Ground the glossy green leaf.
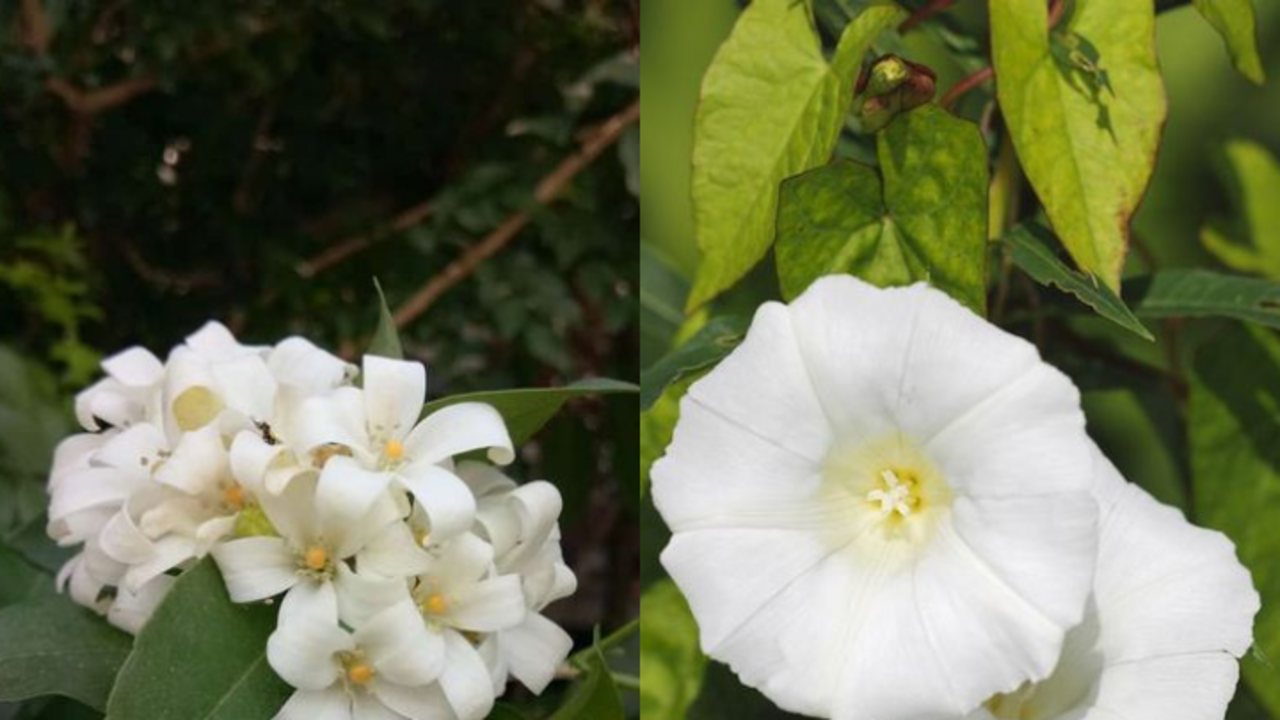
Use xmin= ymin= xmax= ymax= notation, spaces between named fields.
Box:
xmin=1192 ymin=0 xmax=1265 ymax=85
xmin=1201 ymin=140 xmax=1280 ymax=278
xmin=640 ymin=316 xmax=747 ymax=411
xmin=548 ymin=646 xmax=624 ymax=720
xmin=1131 ymin=269 xmax=1280 ymax=329
xmin=4 ymin=514 xmax=73 ymax=575
xmin=640 ymin=580 xmax=707 ymax=720
xmin=1188 ymin=325 xmax=1280 ymax=715
xmin=1006 ymin=224 xmax=1152 ymax=340
xmin=991 ymin=0 xmax=1166 ymax=292
xmin=0 ymin=542 xmax=51 ymax=607
xmin=486 ymin=704 xmax=526 ymax=720
xmin=366 ymin=278 xmax=404 ymax=360
xmin=688 ymin=0 xmax=905 ymax=309
xmin=423 ymin=379 xmax=639 ymax=446
xmin=776 ymin=105 xmax=988 ymax=313
xmin=0 ymin=596 xmax=132 ymax=710
xmin=106 ymin=558 xmax=290 ymax=720
xmin=641 ymin=245 xmax=691 ymax=367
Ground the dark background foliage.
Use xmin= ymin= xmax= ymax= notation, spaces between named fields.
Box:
xmin=0 ymin=1 xmax=639 ymax=717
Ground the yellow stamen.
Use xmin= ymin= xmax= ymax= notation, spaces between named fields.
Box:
xmin=346 ymin=663 xmax=375 ymax=685
xmin=304 ymin=546 xmax=328 ymax=571
xmin=384 ymin=439 xmax=405 ymax=461
xmin=422 ymin=592 xmax=448 ymax=615
xmin=224 ymin=485 xmax=245 ymax=509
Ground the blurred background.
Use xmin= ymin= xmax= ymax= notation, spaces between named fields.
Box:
xmin=1 ymin=1 xmax=639 ymax=716
xmin=641 ymin=0 xmax=1280 ymax=717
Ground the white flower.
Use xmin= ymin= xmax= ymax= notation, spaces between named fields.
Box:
xmin=462 ymin=462 xmax=577 ymax=694
xmin=652 ymin=277 xmax=1100 ymax=720
xmin=269 ymin=582 xmax=445 ymax=720
xmin=293 ymin=355 xmax=514 ymax=542
xmin=953 ymin=447 xmax=1260 ymax=720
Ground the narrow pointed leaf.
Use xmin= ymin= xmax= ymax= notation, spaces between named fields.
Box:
xmin=423 ymin=379 xmax=638 ymax=446
xmin=991 ymin=0 xmax=1166 ymax=291
xmin=688 ymin=0 xmax=904 ymax=309
xmin=548 ymin=645 xmax=624 ymax=720
xmin=1131 ymin=269 xmax=1280 ymax=329
xmin=1201 ymin=140 xmax=1280 ymax=278
xmin=366 ymin=278 xmax=404 ymax=359
xmin=1006 ymin=224 xmax=1152 ymax=340
xmin=640 ymin=316 xmax=747 ymax=411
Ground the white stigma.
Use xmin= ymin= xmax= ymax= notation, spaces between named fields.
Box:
xmin=867 ymin=468 xmax=915 ymax=518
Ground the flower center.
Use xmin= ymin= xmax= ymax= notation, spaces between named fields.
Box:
xmin=338 ymin=651 xmax=375 ymax=686
xmin=384 ymin=439 xmax=404 ymax=461
xmin=420 ymin=592 xmax=449 ymax=616
xmin=302 ymin=545 xmax=330 ymax=572
xmin=223 ymin=485 xmax=245 ymax=510
xmin=866 ymin=468 xmax=919 ymax=517
xmin=311 ymin=443 xmax=353 ymax=469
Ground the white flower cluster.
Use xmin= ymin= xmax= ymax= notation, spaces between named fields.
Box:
xmin=652 ymin=277 xmax=1261 ymax=720
xmin=47 ymin=322 xmax=577 ymax=720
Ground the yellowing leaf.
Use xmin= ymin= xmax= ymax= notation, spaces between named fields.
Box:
xmin=688 ymin=0 xmax=905 ymax=310
xmin=991 ymin=0 xmax=1166 ymax=292
xmin=1192 ymin=0 xmax=1266 ymax=85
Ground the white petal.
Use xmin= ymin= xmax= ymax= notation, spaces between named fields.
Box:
xmin=258 ymin=472 xmax=320 ymax=544
xmin=108 ymin=574 xmax=174 ymax=635
xmin=49 ymin=468 xmax=146 ymax=524
xmin=270 ymin=337 xmax=354 ymax=394
xmin=1091 ymin=449 xmax=1259 ymax=662
xmin=427 ymin=534 xmax=494 ymax=587
xmin=49 ymin=433 xmax=106 ymax=492
xmin=292 ymin=387 xmax=370 ymax=453
xmin=186 ymin=321 xmax=256 ymax=361
xmin=268 ymin=617 xmax=352 ymax=691
xmin=686 ymin=301 xmax=832 ymax=461
xmin=211 ymin=354 xmax=278 ymax=423
xmin=373 ymin=681 xmax=453 ymax=720
xmin=102 ymin=347 xmax=165 ymax=387
xmin=359 ymin=523 xmax=433 ymax=577
xmin=439 ymin=631 xmax=495 ymax=720
xmin=154 ymin=424 xmax=230 ymax=496
xmin=280 ymin=578 xmax=340 ymax=627
xmin=274 ymin=688 xmax=352 ymax=720
xmin=1088 ymin=653 xmax=1241 ymax=720
xmin=363 ymin=356 xmax=426 ymax=443
xmin=98 ymin=498 xmax=156 ymax=565
xmin=504 ymin=481 xmax=562 ymax=559
xmin=210 ymin=536 xmax=298 ymax=602
xmin=335 ymin=563 xmax=413 ymax=628
xmin=501 ymin=613 xmax=573 ymax=694
xmin=454 ymin=461 xmax=516 ymax=498
xmin=121 ymin=535 xmax=198 ymax=592
xmin=403 ymin=403 xmax=514 ymax=466
xmin=356 ymin=600 xmax=446 ymax=686
xmin=651 ymin=398 xmax=825 ymax=534
xmin=353 ymin=693 xmax=404 ymax=720
xmin=448 ymin=575 xmax=525 ymax=633
xmin=316 ymin=457 xmax=395 ymax=552
xmin=230 ymin=429 xmax=285 ymax=493
xmin=93 ymin=423 xmax=167 ymax=471
xmin=396 ymin=465 xmax=476 ymax=542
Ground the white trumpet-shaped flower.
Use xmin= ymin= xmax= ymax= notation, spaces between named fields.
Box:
xmin=948 ymin=447 xmax=1260 ymax=720
xmin=652 ymin=277 xmax=1100 ymax=720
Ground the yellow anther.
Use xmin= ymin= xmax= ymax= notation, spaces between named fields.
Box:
xmin=384 ymin=439 xmax=405 ymax=461
xmin=224 ymin=485 xmax=245 ymax=509
xmin=422 ymin=593 xmax=449 ymax=615
xmin=414 ymin=528 xmax=431 ymax=548
xmin=304 ymin=546 xmax=328 ymax=571
xmin=346 ymin=663 xmax=375 ymax=685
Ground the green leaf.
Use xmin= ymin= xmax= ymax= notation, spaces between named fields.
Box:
xmin=641 ymin=245 xmax=691 ymax=367
xmin=687 ymin=0 xmax=905 ymax=309
xmin=0 ymin=542 xmax=52 ymax=607
xmin=1200 ymin=140 xmax=1280 ymax=278
xmin=422 ymin=379 xmax=639 ymax=446
xmin=640 ymin=580 xmax=707 ymax=720
xmin=366 ymin=278 xmax=404 ymax=359
xmin=1130 ymin=269 xmax=1280 ymax=329
xmin=991 ymin=0 xmax=1166 ymax=292
xmin=640 ymin=316 xmax=747 ymax=411
xmin=1192 ymin=0 xmax=1265 ymax=85
xmin=1005 ymin=224 xmax=1152 ymax=340
xmin=486 ymin=704 xmax=526 ymax=720
xmin=106 ymin=558 xmax=290 ymax=720
xmin=549 ymin=646 xmax=625 ymax=720
xmin=775 ymin=105 xmax=989 ymax=313
xmin=0 ymin=596 xmax=132 ymax=710
xmin=1188 ymin=325 xmax=1280 ymax=715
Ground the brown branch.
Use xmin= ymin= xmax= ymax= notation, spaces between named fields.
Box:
xmin=940 ymin=65 xmax=994 ymax=109
xmin=296 ymin=198 xmax=437 ymax=278
xmin=899 ymin=0 xmax=958 ymax=33
xmin=46 ymin=76 xmax=159 ymax=116
xmin=391 ymin=99 xmax=640 ymax=329
xmin=1048 ymin=0 xmax=1068 ymax=28
xmin=21 ymin=0 xmax=52 ymax=55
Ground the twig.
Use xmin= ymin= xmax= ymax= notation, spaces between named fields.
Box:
xmin=295 ymin=198 xmax=437 ymax=278
xmin=1048 ymin=0 xmax=1068 ymax=28
xmin=940 ymin=66 xmax=994 ymax=109
xmin=899 ymin=0 xmax=958 ymax=32
xmin=390 ymin=99 xmax=640 ymax=329
xmin=46 ymin=76 xmax=159 ymax=116
xmin=611 ymin=673 xmax=641 ymax=692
